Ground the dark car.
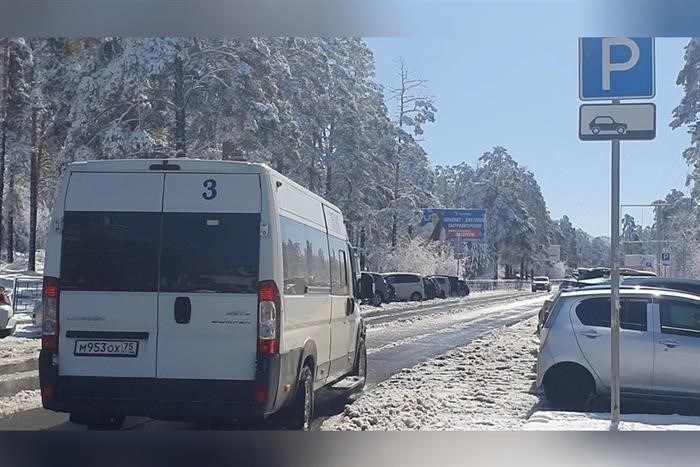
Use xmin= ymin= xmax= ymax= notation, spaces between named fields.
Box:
xmin=589 ymin=115 xmax=627 ymax=135
xmin=446 ymin=276 xmax=461 ymax=297
xmin=422 ymin=277 xmax=438 ymax=300
xmin=457 ymin=279 xmax=470 ymax=297
xmin=361 ymin=272 xmax=391 ymax=306
xmin=621 ymin=277 xmax=700 ymax=296
xmin=428 ymin=275 xmax=449 ymax=298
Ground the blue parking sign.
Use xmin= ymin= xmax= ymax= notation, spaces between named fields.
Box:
xmin=579 ymin=37 xmax=655 ymax=100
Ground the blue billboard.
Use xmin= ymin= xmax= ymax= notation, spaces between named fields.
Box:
xmin=419 ymin=209 xmax=486 ymax=241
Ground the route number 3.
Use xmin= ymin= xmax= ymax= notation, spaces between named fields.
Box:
xmin=202 ymin=179 xmax=217 ymax=200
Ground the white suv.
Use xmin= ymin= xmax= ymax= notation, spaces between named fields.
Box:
xmin=538 ymin=287 xmax=700 ymax=409
xmin=382 ymin=273 xmax=426 ymax=301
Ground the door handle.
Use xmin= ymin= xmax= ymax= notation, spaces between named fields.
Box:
xmin=659 ymin=339 xmax=680 ymax=348
xmin=579 ymin=330 xmax=600 ymax=338
xmin=174 ymin=297 xmax=192 ymax=324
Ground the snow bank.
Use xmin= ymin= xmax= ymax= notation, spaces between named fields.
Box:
xmin=360 ymin=297 xmax=460 ymax=314
xmin=359 ymin=289 xmax=524 ymax=315
xmin=322 ymin=317 xmax=542 ymax=430
xmin=524 ymin=411 xmax=700 ymax=431
xmin=0 ymin=334 xmax=41 ymax=360
xmin=0 ymin=390 xmax=42 ymax=417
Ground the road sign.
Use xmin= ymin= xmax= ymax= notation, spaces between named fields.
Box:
xmin=579 ymin=37 xmax=655 ymax=100
xmin=579 ymin=103 xmax=655 ymax=141
xmin=661 ymin=251 xmax=671 ymax=266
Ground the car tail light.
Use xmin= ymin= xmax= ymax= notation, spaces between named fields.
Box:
xmin=257 ymin=280 xmax=280 ymax=355
xmin=42 ymin=276 xmax=60 ymax=352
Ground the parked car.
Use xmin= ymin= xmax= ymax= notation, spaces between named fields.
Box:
xmin=359 ymin=272 xmax=390 ymax=307
xmin=532 ymin=276 xmax=551 ymax=292
xmin=457 ymin=279 xmax=470 ymax=297
xmin=429 ymin=277 xmax=445 ymax=299
xmin=446 ymin=276 xmax=461 ymax=297
xmin=386 ymin=282 xmax=396 ymax=302
xmin=538 ymin=286 xmax=700 ymax=409
xmin=0 ymin=287 xmax=15 ymax=338
xmin=422 ymin=277 xmax=438 ymax=300
xmin=538 ymin=277 xmax=700 ymax=333
xmin=383 ymin=273 xmax=426 ymax=301
xmin=428 ymin=275 xmax=449 ymax=298
xmin=621 ymin=277 xmax=700 ymax=296
xmin=370 ymin=273 xmax=390 ymax=306
xmin=359 ymin=272 xmax=377 ymax=306
xmin=39 ymin=158 xmax=366 ymax=431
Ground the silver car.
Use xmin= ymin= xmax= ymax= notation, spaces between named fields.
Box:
xmin=537 ymin=287 xmax=700 ymax=409
xmin=0 ymin=290 xmax=16 ymax=338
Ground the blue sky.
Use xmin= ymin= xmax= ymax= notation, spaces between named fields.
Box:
xmin=364 ymin=34 xmax=691 ymax=237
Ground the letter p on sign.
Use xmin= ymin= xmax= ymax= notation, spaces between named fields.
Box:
xmin=601 ymin=37 xmax=640 ymax=91
xmin=579 ymin=37 xmax=654 ymax=100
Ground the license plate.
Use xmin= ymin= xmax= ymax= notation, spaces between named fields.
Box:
xmin=74 ymin=340 xmax=139 ymax=357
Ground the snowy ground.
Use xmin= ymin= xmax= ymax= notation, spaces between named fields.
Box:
xmin=525 ymin=411 xmax=700 ymax=431
xmin=324 ymin=308 xmax=700 ymax=431
xmin=360 ymin=297 xmax=459 ymax=314
xmin=0 ymin=390 xmax=42 ymax=417
xmin=0 ymin=332 xmax=41 ymax=361
xmin=322 ymin=316 xmax=543 ymax=430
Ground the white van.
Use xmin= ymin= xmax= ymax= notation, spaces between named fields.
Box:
xmin=39 ymin=159 xmax=366 ymax=430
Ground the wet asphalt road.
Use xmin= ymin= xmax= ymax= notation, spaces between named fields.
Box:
xmin=0 ymin=291 xmax=546 ymax=431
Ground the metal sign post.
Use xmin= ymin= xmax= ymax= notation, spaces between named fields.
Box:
xmin=610 ymin=102 xmax=621 ymax=428
xmin=579 ymin=37 xmax=655 ymax=430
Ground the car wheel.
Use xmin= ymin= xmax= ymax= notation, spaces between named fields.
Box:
xmin=86 ymin=414 xmax=125 ymax=431
xmin=616 ymin=126 xmax=625 ymax=134
xmin=410 ymin=292 xmax=422 ymax=302
xmin=371 ymin=292 xmax=383 ymax=307
xmin=591 ymin=127 xmax=600 ymax=134
xmin=287 ymin=365 xmax=314 ymax=431
xmin=544 ymin=364 xmax=595 ymax=410
xmin=0 ymin=328 xmax=13 ymax=338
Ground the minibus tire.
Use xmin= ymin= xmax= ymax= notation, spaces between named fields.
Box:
xmin=286 ymin=365 xmax=314 ymax=431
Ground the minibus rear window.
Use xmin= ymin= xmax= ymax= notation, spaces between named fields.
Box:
xmin=61 ymin=211 xmax=260 ymax=294
xmin=61 ymin=211 xmax=161 ymax=292
xmin=160 ymin=213 xmax=260 ymax=294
